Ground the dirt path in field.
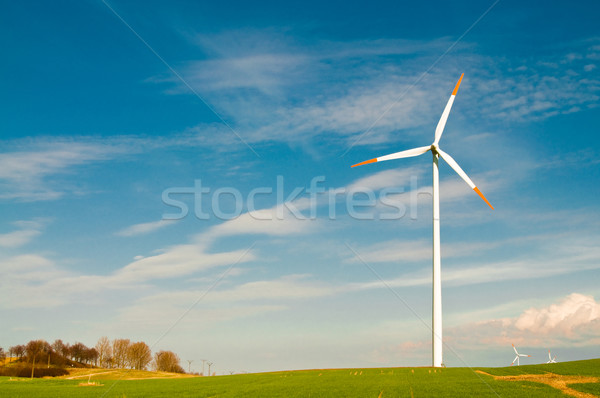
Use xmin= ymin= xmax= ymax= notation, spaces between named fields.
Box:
xmin=64 ymin=369 xmax=197 ymax=380
xmin=475 ymin=370 xmax=598 ymax=398
xmin=65 ymin=370 xmax=118 ymax=379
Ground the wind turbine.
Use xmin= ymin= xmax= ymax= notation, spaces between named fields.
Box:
xmin=511 ymin=344 xmax=531 ymax=366
xmin=547 ymin=350 xmax=557 ymax=364
xmin=351 ymin=74 xmax=494 ymax=367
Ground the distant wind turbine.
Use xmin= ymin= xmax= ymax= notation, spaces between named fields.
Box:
xmin=511 ymin=344 xmax=531 ymax=366
xmin=547 ymin=350 xmax=557 ymax=364
xmin=352 ymin=74 xmax=494 ymax=367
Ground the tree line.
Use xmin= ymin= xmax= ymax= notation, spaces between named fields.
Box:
xmin=0 ymin=337 xmax=185 ymax=375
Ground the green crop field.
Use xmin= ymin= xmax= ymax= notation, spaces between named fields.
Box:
xmin=1 ymin=359 xmax=598 ymax=397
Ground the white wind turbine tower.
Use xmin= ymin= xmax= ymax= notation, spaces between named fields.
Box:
xmin=352 ymin=74 xmax=494 ymax=367
xmin=511 ymin=344 xmax=531 ymax=366
xmin=547 ymin=350 xmax=557 ymax=364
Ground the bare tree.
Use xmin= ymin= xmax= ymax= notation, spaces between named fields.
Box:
xmin=69 ymin=342 xmax=89 ymax=364
xmin=85 ymin=347 xmax=98 ymax=365
xmin=95 ymin=337 xmax=112 ymax=368
xmin=44 ymin=344 xmax=53 ymax=368
xmin=127 ymin=342 xmax=152 ymax=370
xmin=0 ymin=347 xmax=5 ymax=367
xmin=51 ymin=339 xmax=70 ymax=359
xmin=26 ymin=340 xmax=47 ymax=378
xmin=112 ymin=339 xmax=130 ymax=368
xmin=10 ymin=345 xmax=25 ymax=360
xmin=154 ymin=350 xmax=184 ymax=373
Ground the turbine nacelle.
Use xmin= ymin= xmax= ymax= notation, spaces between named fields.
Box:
xmin=351 ymin=74 xmax=494 ymax=210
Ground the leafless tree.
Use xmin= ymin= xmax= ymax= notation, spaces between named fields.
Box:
xmin=52 ymin=339 xmax=70 ymax=359
xmin=10 ymin=345 xmax=25 ymax=360
xmin=44 ymin=344 xmax=53 ymax=368
xmin=112 ymin=338 xmax=130 ymax=368
xmin=84 ymin=347 xmax=98 ymax=365
xmin=95 ymin=337 xmax=112 ymax=368
xmin=69 ymin=342 xmax=89 ymax=363
xmin=127 ymin=341 xmax=152 ymax=370
xmin=0 ymin=347 xmax=6 ymax=367
xmin=154 ymin=350 xmax=184 ymax=373
xmin=26 ymin=340 xmax=47 ymax=378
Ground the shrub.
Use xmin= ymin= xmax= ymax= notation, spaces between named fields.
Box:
xmin=0 ymin=366 xmax=69 ymax=378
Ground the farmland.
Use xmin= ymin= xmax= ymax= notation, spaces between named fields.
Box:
xmin=0 ymin=359 xmax=598 ymax=397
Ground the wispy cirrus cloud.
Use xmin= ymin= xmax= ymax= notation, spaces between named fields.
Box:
xmin=115 ymin=219 xmax=176 ymax=237
xmin=0 ymin=133 xmax=249 ymax=202
xmin=0 ymin=220 xmax=46 ymax=248
xmin=347 ymin=230 xmax=600 ymax=291
xmin=0 ymin=189 xmax=320 ymax=308
xmin=346 ymin=239 xmax=500 ymax=264
xmin=163 ymin=31 xmax=600 ymax=151
xmin=0 ymin=139 xmax=135 ymax=201
xmin=114 ymin=274 xmax=337 ymax=330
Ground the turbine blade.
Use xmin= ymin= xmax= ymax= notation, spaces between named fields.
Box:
xmin=513 ymin=344 xmax=518 ymax=355
xmin=436 ymin=148 xmax=494 ymax=209
xmin=351 ymin=158 xmax=378 ymax=168
xmin=351 ymin=146 xmax=430 ymax=168
xmin=434 ymin=74 xmax=463 ymax=145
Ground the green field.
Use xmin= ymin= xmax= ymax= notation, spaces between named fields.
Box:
xmin=1 ymin=359 xmax=598 ymax=397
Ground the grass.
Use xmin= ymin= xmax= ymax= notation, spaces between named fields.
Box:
xmin=478 ymin=358 xmax=600 ymax=377
xmin=0 ymin=359 xmax=598 ymax=397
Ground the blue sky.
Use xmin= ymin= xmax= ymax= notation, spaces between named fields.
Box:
xmin=1 ymin=0 xmax=600 ymax=374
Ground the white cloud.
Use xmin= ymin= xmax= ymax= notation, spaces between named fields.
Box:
xmin=0 ymin=220 xmax=44 ymax=248
xmin=209 ymin=203 xmax=316 ymax=239
xmin=0 ymin=143 xmax=109 ymax=181
xmin=0 ymin=254 xmax=71 ymax=308
xmin=371 ymin=293 xmax=600 ymax=366
xmin=135 ymin=274 xmax=334 ymax=307
xmin=0 ymin=135 xmax=244 ymax=202
xmin=115 ymin=219 xmax=176 ymax=237
xmin=445 ymin=293 xmax=600 ymax=349
xmin=0 ymin=139 xmax=135 ymax=201
xmin=347 ymin=239 xmax=500 ymax=265
xmin=114 ymin=242 xmax=255 ymax=282
xmin=347 ymin=230 xmax=600 ymax=291
xmin=347 ymin=168 xmax=423 ymax=192
xmin=113 ymin=274 xmax=337 ymax=330
xmin=184 ymin=53 xmax=310 ymax=95
xmin=514 ymin=293 xmax=600 ymax=338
